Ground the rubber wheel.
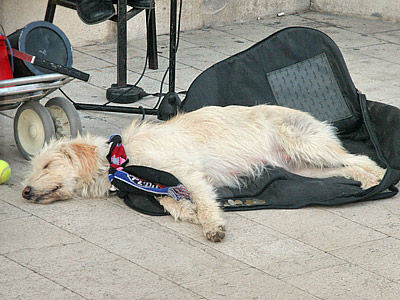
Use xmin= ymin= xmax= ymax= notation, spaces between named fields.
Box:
xmin=14 ymin=101 xmax=56 ymax=160
xmin=45 ymin=97 xmax=82 ymax=139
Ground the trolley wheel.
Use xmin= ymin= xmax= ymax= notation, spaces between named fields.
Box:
xmin=45 ymin=97 xmax=82 ymax=139
xmin=14 ymin=101 xmax=56 ymax=160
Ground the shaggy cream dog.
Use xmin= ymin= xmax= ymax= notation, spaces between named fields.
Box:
xmin=22 ymin=105 xmax=385 ymax=242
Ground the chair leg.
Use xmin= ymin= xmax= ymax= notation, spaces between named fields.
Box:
xmin=116 ymin=0 xmax=127 ymax=87
xmin=45 ymin=0 xmax=57 ymax=22
xmin=146 ymin=8 xmax=158 ymax=70
xmin=106 ymin=0 xmax=146 ymax=103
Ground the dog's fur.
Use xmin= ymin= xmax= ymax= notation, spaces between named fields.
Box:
xmin=23 ymin=105 xmax=386 ymax=242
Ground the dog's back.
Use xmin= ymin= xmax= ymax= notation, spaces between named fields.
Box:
xmin=122 ymin=104 xmax=338 ymax=187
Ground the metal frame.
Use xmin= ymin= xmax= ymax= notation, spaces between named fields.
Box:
xmin=44 ymin=0 xmax=179 ymax=118
xmin=0 ymin=74 xmax=72 ymax=105
xmin=44 ymin=0 xmax=158 ymax=93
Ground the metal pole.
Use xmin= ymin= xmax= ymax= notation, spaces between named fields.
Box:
xmin=117 ymin=0 xmax=128 ymax=87
xmin=74 ymin=103 xmax=158 ymax=115
xmin=168 ymin=0 xmax=177 ymax=93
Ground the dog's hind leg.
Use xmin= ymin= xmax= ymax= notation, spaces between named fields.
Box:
xmin=295 ymin=162 xmax=383 ymax=189
xmin=290 ymin=145 xmax=385 ymax=189
xmin=158 ymin=196 xmax=200 ymax=224
xmin=278 ymin=119 xmax=385 ymax=189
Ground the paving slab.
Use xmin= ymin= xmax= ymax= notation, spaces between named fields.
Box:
xmin=0 ymin=256 xmax=85 ymax=300
xmin=6 ymin=242 xmax=203 ymax=300
xmin=237 ymin=207 xmax=387 ymax=252
xmin=370 ymin=29 xmax=400 ymax=44
xmin=153 ymin=211 xmax=347 ymax=279
xmin=174 ymin=45 xmax=229 ymax=71
xmin=301 ymin=12 xmax=400 ymax=34
xmin=72 ymin=50 xmax=115 ymax=71
xmin=325 ymin=198 xmax=400 ymax=239
xmin=357 ymin=43 xmax=400 ymax=64
xmin=330 ymin=237 xmax=400 ymax=283
xmin=0 ymin=198 xmax=30 ymax=222
xmin=0 ymin=216 xmax=82 ymax=255
xmin=82 ymin=218 xmax=248 ymax=286
xmin=183 ymin=268 xmax=320 ymax=300
xmin=179 ymin=28 xmax=254 ymax=56
xmin=216 ymin=22 xmax=278 ymax=43
xmin=4 ymin=196 xmax=143 ymax=236
xmin=284 ymin=263 xmax=400 ymax=300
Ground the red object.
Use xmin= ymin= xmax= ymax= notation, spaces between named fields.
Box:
xmin=110 ymin=143 xmax=128 ymax=170
xmin=7 ymin=47 xmax=35 ymax=64
xmin=0 ymin=35 xmax=13 ymax=83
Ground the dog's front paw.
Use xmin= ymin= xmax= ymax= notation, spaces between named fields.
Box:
xmin=204 ymin=225 xmax=226 ymax=242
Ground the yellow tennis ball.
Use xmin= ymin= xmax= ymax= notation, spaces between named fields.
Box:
xmin=0 ymin=160 xmax=11 ymax=184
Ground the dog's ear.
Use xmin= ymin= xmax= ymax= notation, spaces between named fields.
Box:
xmin=70 ymin=143 xmax=98 ymax=178
xmin=60 ymin=144 xmax=74 ymax=162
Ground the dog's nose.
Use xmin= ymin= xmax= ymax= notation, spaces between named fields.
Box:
xmin=22 ymin=186 xmax=32 ymax=200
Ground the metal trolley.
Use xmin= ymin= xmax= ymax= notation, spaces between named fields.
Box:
xmin=0 ymin=74 xmax=82 ymax=159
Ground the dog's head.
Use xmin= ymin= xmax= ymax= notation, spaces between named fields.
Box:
xmin=22 ymin=136 xmax=101 ymax=204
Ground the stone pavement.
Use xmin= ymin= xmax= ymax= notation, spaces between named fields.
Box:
xmin=1 ymin=12 xmax=400 ymax=299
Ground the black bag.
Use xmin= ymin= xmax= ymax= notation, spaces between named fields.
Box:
xmin=111 ymin=165 xmax=192 ymax=216
xmin=179 ymin=26 xmax=400 ymax=210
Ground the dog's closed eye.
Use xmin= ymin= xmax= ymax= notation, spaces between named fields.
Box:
xmin=43 ymin=161 xmax=52 ymax=169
